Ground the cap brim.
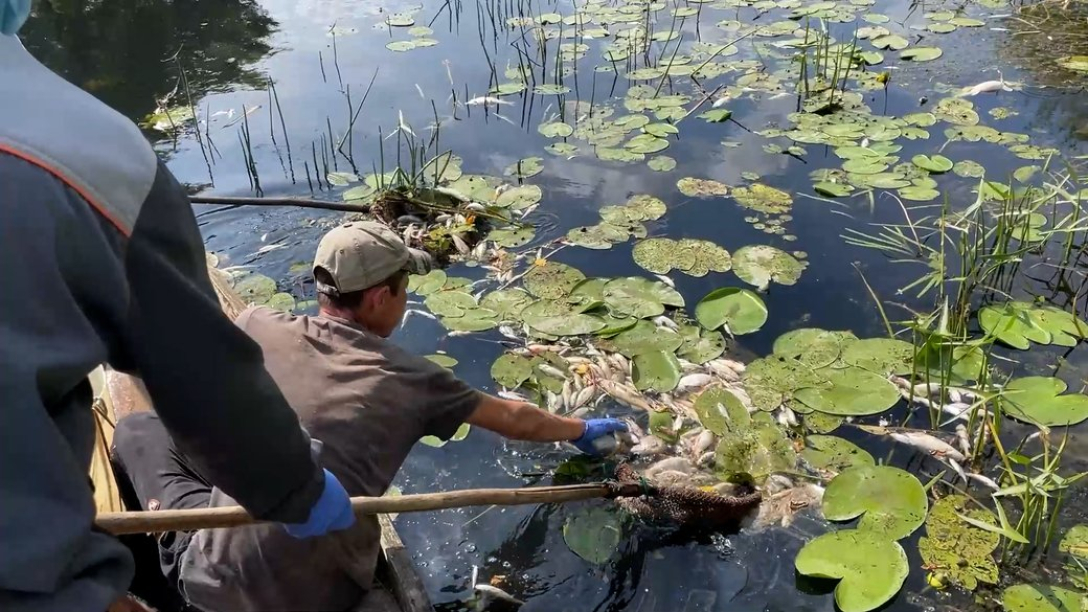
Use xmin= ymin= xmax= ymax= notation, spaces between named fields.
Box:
xmin=404 ymin=249 xmax=434 ymax=275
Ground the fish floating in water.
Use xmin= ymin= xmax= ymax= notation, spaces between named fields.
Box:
xmin=466 ymin=96 xmax=513 ymax=107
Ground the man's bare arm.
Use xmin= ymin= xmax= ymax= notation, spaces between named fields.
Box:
xmin=466 ymin=394 xmax=586 ymax=442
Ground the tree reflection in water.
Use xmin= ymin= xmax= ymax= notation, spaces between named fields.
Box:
xmin=20 ymin=0 xmax=277 ymax=123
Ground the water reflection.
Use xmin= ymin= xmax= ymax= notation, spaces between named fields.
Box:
xmin=21 ymin=0 xmax=278 ymax=122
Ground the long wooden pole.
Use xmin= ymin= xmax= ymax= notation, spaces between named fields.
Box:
xmin=95 ymin=482 xmax=647 ymax=535
xmin=190 ymin=195 xmax=371 ymax=213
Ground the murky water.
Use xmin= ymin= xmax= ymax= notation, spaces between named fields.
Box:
xmin=22 ymin=0 xmax=1088 ymax=609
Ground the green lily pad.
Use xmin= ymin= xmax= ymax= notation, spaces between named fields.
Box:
xmin=1003 ymin=376 xmax=1088 ymax=427
xmin=805 ymin=412 xmax=845 ymax=433
xmin=918 ymin=494 xmax=999 ymax=591
xmin=801 ymin=435 xmax=875 ymax=473
xmin=625 ymin=194 xmax=668 ymax=220
xmin=566 ymin=223 xmax=631 ymax=250
xmin=715 ymin=412 xmax=797 ymax=477
xmin=1002 ymin=584 xmax=1083 ymax=612
xmin=698 ymin=109 xmax=733 ymax=123
xmin=419 ymin=423 xmax=471 ymax=448
xmin=1060 ymin=525 xmax=1088 ymax=584
xmin=539 ymin=122 xmax=574 ymax=138
xmin=898 ymin=185 xmax=941 ymax=201
xmin=234 ymin=273 xmax=277 ymax=304
xmin=525 ymin=312 xmax=607 ymax=336
xmin=386 ymin=40 xmax=418 ymax=52
xmin=912 ymin=154 xmax=953 ymax=173
xmin=342 ymin=184 xmax=377 ymax=202
xmin=440 ymin=313 xmax=498 ymax=332
xmin=795 ymin=530 xmax=909 ymax=612
xmin=602 ymin=277 xmax=684 ymax=319
xmin=534 ymin=84 xmax=571 ymax=95
xmin=744 ymin=354 xmax=830 ymax=412
xmin=264 ymin=292 xmax=296 ymax=312
xmin=678 ymin=177 xmax=730 ymax=197
xmin=606 ymin=320 xmax=684 ymax=357
xmin=504 ymin=156 xmax=544 ymax=178
xmin=732 ymin=245 xmax=806 ymax=290
xmin=632 ymin=350 xmax=683 ymax=392
xmin=692 ymin=387 xmax=750 ymax=436
xmin=814 ymin=182 xmax=854 ymax=197
xmin=794 ymin=367 xmax=901 ymax=416
xmin=426 ymin=354 xmax=458 ymax=368
xmin=871 ymin=34 xmax=909 ymax=50
xmin=631 ymin=238 xmax=731 ymax=277
xmin=822 ymin=465 xmax=928 ymax=540
xmin=841 ymin=338 xmax=915 ymax=375
xmin=695 ymin=287 xmax=768 ymax=335
xmin=546 ymin=142 xmax=579 ymax=156
xmin=626 ymin=134 xmax=670 ymax=154
xmin=732 ymin=183 xmax=793 ymax=214
xmin=773 ymin=328 xmax=848 ymax=369
xmin=900 ymin=46 xmax=943 ymax=62
xmin=523 ymin=262 xmax=586 ymax=298
xmin=954 ymin=160 xmax=986 ymax=178
xmin=491 ymin=82 xmax=528 ymax=96
xmin=487 ymin=227 xmax=536 ymax=248
xmin=326 ymin=171 xmax=359 ymax=186
xmin=424 ymin=291 xmax=477 ymax=317
xmin=647 ymin=155 xmax=676 ymax=172
xmin=480 ymin=289 xmax=532 ymax=320
xmin=979 ymin=302 xmax=1052 ymax=349
xmin=563 ymin=506 xmax=623 ymax=564
xmin=678 ymin=325 xmax=726 ymax=364
xmin=409 ymin=269 xmax=446 ymax=296
xmin=935 ymin=97 xmax=980 ymax=126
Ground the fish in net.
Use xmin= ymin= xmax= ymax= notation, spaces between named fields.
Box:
xmin=611 ymin=462 xmax=762 ymax=527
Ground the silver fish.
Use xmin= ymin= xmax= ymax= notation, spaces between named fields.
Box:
xmin=537 ymin=364 xmax=568 ymax=380
xmin=466 ymin=96 xmax=512 ymax=106
xmin=571 ymin=385 xmax=597 ymax=410
xmin=597 ymin=379 xmax=654 ymax=412
xmin=968 ymin=472 xmax=1000 ymax=490
xmin=676 ymin=373 xmax=714 ymax=393
xmin=693 ymin=429 xmax=716 ymax=456
xmin=397 ymin=214 xmax=425 ymax=225
xmin=653 ymin=274 xmax=675 ymax=288
xmin=498 ymin=390 xmax=529 ymax=402
xmin=465 ymin=202 xmax=487 ymax=212
xmin=955 ymin=424 xmax=971 ymax=457
xmin=652 ymin=316 xmax=679 ymax=331
xmin=631 ymin=435 xmax=668 ymax=457
xmin=889 ymin=431 xmax=967 ymax=462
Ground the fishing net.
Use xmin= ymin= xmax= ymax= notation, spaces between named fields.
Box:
xmin=609 ymin=463 xmax=762 ymax=527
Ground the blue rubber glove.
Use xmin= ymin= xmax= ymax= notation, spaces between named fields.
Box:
xmin=571 ymin=418 xmax=628 ymax=456
xmin=282 ymin=469 xmax=355 ymax=538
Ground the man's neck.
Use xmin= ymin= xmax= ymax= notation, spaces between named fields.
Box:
xmin=318 ymin=306 xmax=382 ymax=336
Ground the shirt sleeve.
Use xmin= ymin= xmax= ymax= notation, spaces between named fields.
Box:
xmin=398 ymin=355 xmax=481 ymax=440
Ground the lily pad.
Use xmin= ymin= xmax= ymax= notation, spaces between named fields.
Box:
xmin=602 ymin=277 xmax=684 ymax=319
xmin=912 ymin=154 xmax=953 ymax=173
xmin=773 ymin=328 xmax=848 ymax=369
xmin=419 ymin=423 xmax=470 ymax=448
xmin=732 ymin=245 xmax=806 ymax=290
xmin=715 ymin=412 xmax=797 ymax=477
xmin=424 ymin=291 xmax=477 ymax=317
xmin=487 ymin=227 xmax=536 ymax=248
xmin=563 ymin=506 xmax=623 ymax=564
xmin=802 ymin=435 xmax=875 ymax=473
xmin=692 ymin=387 xmax=750 ymax=436
xmin=265 ymin=292 xmax=296 ymax=312
xmin=1002 ymin=584 xmax=1082 ymax=612
xmin=871 ymin=34 xmax=909 ymax=50
xmin=539 ymin=122 xmax=574 ymax=138
xmin=1056 ymin=56 xmax=1088 ymax=73
xmin=633 ymin=350 xmax=683 ymax=392
xmin=625 ymin=194 xmax=668 ymax=220
xmin=626 ymin=134 xmax=670 ymax=154
xmin=822 ymin=464 xmax=928 ymax=540
xmin=918 ymin=494 xmax=999 ymax=591
xmin=698 ymin=109 xmax=733 ymax=123
xmin=480 ymin=289 xmax=532 ymax=320
xmin=525 ymin=312 xmax=607 ymax=336
xmin=695 ymin=287 xmax=768 ymax=335
xmin=491 ymin=82 xmax=527 ymax=96
xmin=632 ymin=238 xmax=731 ymax=277
xmin=234 ymin=273 xmax=277 ymax=303
xmin=647 ymin=155 xmax=677 ymax=172
xmin=523 ymin=261 xmax=586 ymax=298
xmin=900 ymin=46 xmax=943 ymax=62
xmin=979 ymin=302 xmax=1052 ymax=349
xmin=795 ymin=530 xmax=909 ymax=612
xmin=504 ymin=156 xmax=544 ymax=178
xmin=732 ymin=183 xmax=793 ymax=214
xmin=606 ymin=320 xmax=683 ymax=357
xmin=794 ymin=367 xmax=901 ymax=416
xmin=678 ymin=177 xmax=730 ymax=197
xmin=1003 ymin=376 xmax=1088 ymax=427
xmin=426 ymin=354 xmax=458 ymax=368
xmin=678 ymin=325 xmax=726 ymax=364
xmin=440 ymin=313 xmax=497 ymax=332
xmin=841 ymin=338 xmax=915 ymax=375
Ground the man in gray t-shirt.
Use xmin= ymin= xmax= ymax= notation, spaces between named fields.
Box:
xmin=112 ymin=221 xmax=626 ymax=612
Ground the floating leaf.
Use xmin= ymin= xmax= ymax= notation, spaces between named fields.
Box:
xmin=487 ymin=227 xmax=535 ymax=248
xmin=732 ymin=183 xmax=793 ymax=214
xmin=647 ymin=155 xmax=676 ymax=172
xmin=265 ymin=292 xmax=296 ymax=312
xmin=480 ymin=289 xmax=532 ymax=320
xmin=1002 ymin=584 xmax=1082 ymax=612
xmin=773 ymin=328 xmax=852 ymax=369
xmin=538 ymin=122 xmax=574 ymax=138
xmin=533 ymin=84 xmax=571 ymax=95
xmin=801 ymin=435 xmax=875 ymax=473
xmin=901 ymin=46 xmax=943 ymax=61
xmin=625 ymin=134 xmax=670 ymax=154
xmin=693 ymin=387 xmax=750 ymax=435
xmin=695 ymin=287 xmax=768 ymax=335
xmin=546 ymin=142 xmax=579 ymax=156
xmin=732 ymin=245 xmax=806 ymax=290
xmin=523 ymin=261 xmax=586 ymax=298
xmin=794 ymin=367 xmax=901 ymax=416
xmin=678 ymin=325 xmax=726 ymax=364
xmin=795 ymin=530 xmax=909 ymax=612
xmin=822 ymin=465 xmax=928 ymax=540
xmin=898 ymin=185 xmax=940 ymax=201
xmin=714 ymin=411 xmax=797 ymax=477
xmin=871 ymin=34 xmax=908 ymax=50
xmin=424 ymin=291 xmax=477 ymax=318
xmin=841 ymin=338 xmax=915 ymax=375
xmin=912 ymin=154 xmax=953 ymax=173
xmin=496 ymin=184 xmax=543 ymax=209
xmin=979 ymin=302 xmax=1052 ymax=349
xmin=954 ymin=160 xmax=986 ymax=178
xmin=234 ymin=273 xmax=277 ymax=304
xmin=491 ymin=82 xmax=527 ymax=96
xmin=1003 ymin=376 xmax=1088 ymax=427
xmin=386 ymin=40 xmax=418 ymax=52
xmin=678 ymin=177 xmax=730 ymax=197
xmin=440 ymin=313 xmax=497 ymax=332
xmin=504 ymin=156 xmax=544 ymax=178
xmin=326 ymin=171 xmax=359 ymax=186
xmin=631 ymin=238 xmax=730 ymax=277
xmin=699 ymin=109 xmax=733 ymax=123
xmin=815 ymin=182 xmax=854 ymax=197
xmin=1056 ymin=56 xmax=1088 ymax=73
xmin=426 ymin=354 xmax=458 ymax=368
xmin=563 ymin=506 xmax=623 ymax=564
xmin=918 ymin=494 xmax=999 ymax=591
xmin=491 ymin=353 xmax=535 ymax=388
xmin=419 ymin=423 xmax=470 ymax=448
xmin=525 ymin=312 xmax=607 ymax=336
xmin=602 ymin=277 xmax=684 ymax=319
xmin=633 ymin=350 xmax=683 ymax=392
xmin=606 ymin=320 xmax=683 ymax=357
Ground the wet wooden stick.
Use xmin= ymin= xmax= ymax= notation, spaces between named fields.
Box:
xmin=95 ymin=482 xmax=647 ymax=535
xmin=190 ymin=195 xmax=371 ymax=213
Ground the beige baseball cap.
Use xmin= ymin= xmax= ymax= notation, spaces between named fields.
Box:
xmin=313 ymin=221 xmax=433 ymax=295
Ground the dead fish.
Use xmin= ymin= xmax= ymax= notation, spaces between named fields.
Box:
xmin=466 ymin=96 xmax=512 ymax=106
xmin=968 ymin=472 xmax=1000 ymax=490
xmin=955 ymin=424 xmax=971 ymax=457
xmin=959 ymin=76 xmax=1013 ymax=97
xmin=776 ymin=406 xmax=798 ymax=428
xmin=763 ymin=474 xmax=795 ymax=495
xmin=889 ymin=431 xmax=967 ymax=462
xmin=676 ymin=373 xmax=714 ymax=393
xmin=944 ymin=457 xmax=968 ymax=484
xmin=498 ymin=390 xmax=529 ymax=402
xmin=465 ymin=202 xmax=487 ymax=212
xmin=692 ymin=429 xmax=716 ymax=456
xmin=644 ymin=456 xmax=697 ymax=478
xmin=435 ymin=214 xmax=453 ymax=223
xmin=498 ymin=325 xmax=519 ymax=340
xmin=653 ymin=274 xmax=675 ymax=288
xmin=676 ymin=359 xmax=702 ymax=374
xmin=401 ymin=308 xmax=437 ymax=328
xmin=711 ymin=95 xmax=731 ymax=108
xmin=544 ymin=390 xmax=561 ymax=413
xmin=750 ymin=483 xmax=824 ymax=529
xmin=473 ymin=584 xmax=524 ymax=611
xmin=631 ymin=435 xmax=668 ymax=457
xmin=696 ymin=451 xmax=716 ymax=467
xmin=536 ymin=364 xmax=568 ymax=380
xmin=652 ymin=316 xmax=679 ymax=331
xmin=561 ymin=380 xmax=574 ymax=409
xmin=396 ymin=214 xmax=425 ymax=225
xmin=598 ymin=379 xmax=654 ymax=412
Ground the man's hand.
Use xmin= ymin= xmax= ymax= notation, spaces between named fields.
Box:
xmin=571 ymin=419 xmax=628 ymax=456
xmin=282 ymin=469 xmax=354 ymax=538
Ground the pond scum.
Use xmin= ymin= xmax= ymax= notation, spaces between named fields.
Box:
xmin=155 ymin=0 xmax=1088 ymax=609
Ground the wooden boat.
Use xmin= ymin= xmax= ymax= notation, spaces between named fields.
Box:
xmin=89 ymin=263 xmax=432 ymax=612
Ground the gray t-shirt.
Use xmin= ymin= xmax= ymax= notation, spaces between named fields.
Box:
xmin=179 ymin=307 xmax=481 ymax=612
